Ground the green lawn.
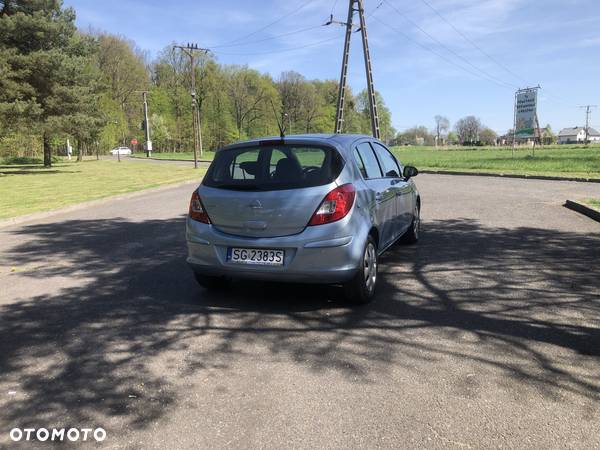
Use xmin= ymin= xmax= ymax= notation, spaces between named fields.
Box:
xmin=0 ymin=159 xmax=206 ymax=220
xmin=583 ymin=199 xmax=600 ymax=211
xmin=392 ymin=145 xmax=600 ymax=179
xmin=132 ymin=151 xmax=215 ymax=161
xmin=135 ymin=145 xmax=600 ymax=179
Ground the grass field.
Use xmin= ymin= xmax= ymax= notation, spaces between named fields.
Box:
xmin=583 ymin=199 xmax=600 ymax=211
xmin=135 ymin=144 xmax=600 ymax=179
xmin=0 ymin=159 xmax=205 ymax=220
xmin=132 ymin=152 xmax=215 ymax=161
xmin=392 ymin=145 xmax=600 ymax=179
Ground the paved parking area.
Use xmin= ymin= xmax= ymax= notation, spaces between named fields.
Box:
xmin=0 ymin=174 xmax=599 ymax=448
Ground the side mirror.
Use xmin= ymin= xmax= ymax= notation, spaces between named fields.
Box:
xmin=403 ymin=165 xmax=418 ymax=179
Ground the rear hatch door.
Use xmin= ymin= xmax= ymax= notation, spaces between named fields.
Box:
xmin=199 ymin=142 xmax=344 ymax=238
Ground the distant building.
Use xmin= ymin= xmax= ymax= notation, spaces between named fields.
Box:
xmin=557 ymin=127 xmax=600 ymax=144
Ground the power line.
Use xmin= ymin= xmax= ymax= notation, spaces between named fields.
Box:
xmin=330 ymin=0 xmax=339 ymax=15
xmin=416 ymin=0 xmax=576 ymax=107
xmin=211 ymin=35 xmax=341 ymax=56
xmin=209 ymin=24 xmax=324 ymax=49
xmin=382 ymin=0 xmax=517 ymax=90
xmin=417 ymin=0 xmax=525 ymax=84
xmin=366 ymin=1 xmax=384 ymax=19
xmin=209 ymin=0 xmax=316 ymax=48
xmin=371 ymin=14 xmax=513 ymax=91
xmin=209 ymin=1 xmax=381 ymax=55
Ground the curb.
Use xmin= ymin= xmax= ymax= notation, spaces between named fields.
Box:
xmin=563 ymin=200 xmax=600 ymax=223
xmin=0 ymin=179 xmax=200 ymax=229
xmin=129 ymin=156 xmax=212 ymax=163
xmin=419 ymin=169 xmax=600 ymax=183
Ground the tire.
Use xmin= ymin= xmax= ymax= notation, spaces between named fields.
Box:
xmin=400 ymin=201 xmax=420 ymax=245
xmin=193 ymin=272 xmax=227 ymax=290
xmin=344 ymin=235 xmax=378 ymax=304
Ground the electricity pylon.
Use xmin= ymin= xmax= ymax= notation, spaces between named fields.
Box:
xmin=329 ymin=0 xmax=380 ymax=139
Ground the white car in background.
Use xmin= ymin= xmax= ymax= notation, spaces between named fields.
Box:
xmin=110 ymin=147 xmax=132 ymax=155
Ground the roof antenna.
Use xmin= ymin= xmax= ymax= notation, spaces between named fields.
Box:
xmin=270 ymin=99 xmax=286 ymax=139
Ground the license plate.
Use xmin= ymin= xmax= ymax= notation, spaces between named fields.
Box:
xmin=228 ymin=247 xmax=284 ymax=266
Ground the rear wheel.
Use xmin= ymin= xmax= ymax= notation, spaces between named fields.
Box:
xmin=193 ymin=272 xmax=227 ymax=290
xmin=400 ymin=201 xmax=420 ymax=244
xmin=344 ymin=236 xmax=378 ymax=304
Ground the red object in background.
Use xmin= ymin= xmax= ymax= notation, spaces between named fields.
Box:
xmin=130 ymin=139 xmax=138 ymax=145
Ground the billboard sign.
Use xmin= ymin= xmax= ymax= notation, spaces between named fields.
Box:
xmin=515 ymin=89 xmax=537 ymax=138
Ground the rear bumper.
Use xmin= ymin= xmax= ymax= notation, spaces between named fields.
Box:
xmin=186 ymin=217 xmax=365 ymax=284
xmin=187 ymin=260 xmax=357 ymax=283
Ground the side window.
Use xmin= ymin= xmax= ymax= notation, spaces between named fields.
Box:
xmin=226 ymin=149 xmax=260 ymax=181
xmin=353 ymin=148 xmax=368 ymax=178
xmin=355 ymin=142 xmax=382 ymax=179
xmin=372 ymin=143 xmax=400 ymax=178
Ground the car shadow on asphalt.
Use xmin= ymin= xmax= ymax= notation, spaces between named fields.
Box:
xmin=0 ymin=215 xmax=598 ymax=432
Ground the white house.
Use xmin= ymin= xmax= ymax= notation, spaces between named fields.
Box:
xmin=557 ymin=127 xmax=600 ymax=144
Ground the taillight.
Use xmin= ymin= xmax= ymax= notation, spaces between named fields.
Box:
xmin=189 ymin=191 xmax=211 ymax=224
xmin=308 ymin=183 xmax=356 ymax=226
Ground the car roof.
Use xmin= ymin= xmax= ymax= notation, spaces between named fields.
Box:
xmin=220 ymin=133 xmax=377 ymax=152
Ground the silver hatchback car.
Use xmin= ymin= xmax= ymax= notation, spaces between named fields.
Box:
xmin=186 ymin=134 xmax=420 ymax=303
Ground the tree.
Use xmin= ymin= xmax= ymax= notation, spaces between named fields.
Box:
xmin=447 ymin=131 xmax=458 ymax=145
xmin=277 ymin=71 xmax=305 ymax=134
xmin=542 ymin=124 xmax=556 ymax=145
xmin=455 ymin=116 xmax=482 ymax=145
xmin=311 ymin=79 xmax=337 ymax=133
xmin=0 ymin=0 xmax=101 ymax=166
xmin=1 ymin=2 xmax=400 ymax=158
xmin=153 ymin=45 xmax=191 ymax=151
xmin=356 ymin=90 xmax=394 ymax=143
xmin=396 ymin=126 xmax=433 ymax=146
xmin=95 ymin=34 xmax=149 ymax=137
xmin=434 ymin=115 xmax=450 ymax=146
xmin=148 ymin=113 xmax=170 ymax=149
xmin=339 ymin=85 xmax=361 ymax=134
xmin=226 ymin=66 xmax=277 ymax=140
xmin=299 ymin=82 xmax=322 ymax=133
xmin=479 ymin=127 xmax=497 ymax=146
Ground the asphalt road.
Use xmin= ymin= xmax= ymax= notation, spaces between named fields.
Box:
xmin=0 ymin=174 xmax=599 ymax=449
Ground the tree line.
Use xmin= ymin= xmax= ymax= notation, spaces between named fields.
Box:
xmin=0 ymin=0 xmax=395 ymax=167
xmin=395 ymin=115 xmax=557 ymax=147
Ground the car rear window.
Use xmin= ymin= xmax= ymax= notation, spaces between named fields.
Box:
xmin=203 ymin=144 xmax=344 ymax=191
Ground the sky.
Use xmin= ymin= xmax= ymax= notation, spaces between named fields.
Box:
xmin=63 ymin=0 xmax=600 ymax=134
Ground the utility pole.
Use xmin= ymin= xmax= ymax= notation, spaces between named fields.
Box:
xmin=579 ymin=105 xmax=597 ymax=146
xmin=174 ymin=43 xmax=209 ymax=168
xmin=329 ymin=0 xmax=380 ymax=139
xmin=141 ymin=91 xmax=152 ymax=157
